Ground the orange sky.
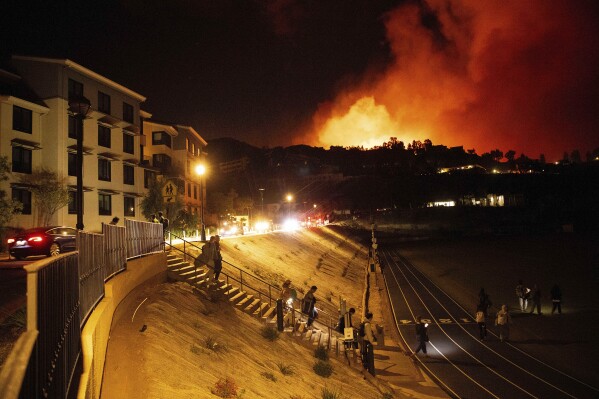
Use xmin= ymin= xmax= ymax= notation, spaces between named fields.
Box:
xmin=299 ymin=0 xmax=599 ymax=162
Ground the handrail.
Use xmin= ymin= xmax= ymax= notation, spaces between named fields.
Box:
xmin=164 ymin=231 xmax=342 ymax=321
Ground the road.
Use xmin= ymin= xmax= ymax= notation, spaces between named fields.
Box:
xmin=381 ymin=248 xmax=599 ymax=399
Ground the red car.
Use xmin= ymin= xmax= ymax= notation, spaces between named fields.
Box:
xmin=7 ymin=226 xmax=78 ymax=260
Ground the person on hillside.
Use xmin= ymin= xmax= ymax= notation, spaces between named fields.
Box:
xmin=336 ymin=307 xmax=355 ymax=333
xmin=210 ymin=235 xmax=223 ymax=285
xmin=279 ymin=279 xmax=296 ymax=325
xmin=302 ymin=286 xmax=318 ymax=327
xmin=109 ymin=216 xmax=119 ymax=225
xmin=550 ymin=284 xmax=562 ymax=314
xmin=516 ymin=280 xmax=530 ymax=312
xmin=529 ymin=284 xmax=542 ymax=315
xmin=478 ymin=288 xmax=492 ymax=317
xmin=410 ymin=316 xmax=429 ymax=357
xmin=495 ymin=304 xmax=511 ymax=342
xmin=361 ymin=312 xmax=377 ymax=376
xmin=475 ymin=304 xmax=487 ymax=340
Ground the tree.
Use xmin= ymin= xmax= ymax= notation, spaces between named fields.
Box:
xmin=505 ymin=150 xmax=516 ymax=162
xmin=570 ymin=149 xmax=581 ymax=163
xmin=18 ymin=167 xmax=69 ymax=226
xmin=234 ymin=196 xmax=254 ymax=215
xmin=490 ymin=149 xmax=504 ymax=162
xmin=0 ymin=156 xmax=22 ymax=228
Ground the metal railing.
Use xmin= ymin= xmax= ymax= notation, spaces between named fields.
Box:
xmin=102 ymin=223 xmax=127 ymax=279
xmin=165 ymin=231 xmax=342 ymax=332
xmin=77 ymin=231 xmax=105 ymax=325
xmin=125 ymin=219 xmax=164 ymax=259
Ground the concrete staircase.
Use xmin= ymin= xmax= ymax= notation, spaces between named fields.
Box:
xmin=165 ymin=252 xmax=356 ymax=359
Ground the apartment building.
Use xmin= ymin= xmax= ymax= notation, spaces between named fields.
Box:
xmin=142 ymin=120 xmax=207 ymax=219
xmin=1 ymin=56 xmax=147 ymax=231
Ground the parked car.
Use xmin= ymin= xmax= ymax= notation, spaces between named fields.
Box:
xmin=7 ymin=226 xmax=78 ymax=260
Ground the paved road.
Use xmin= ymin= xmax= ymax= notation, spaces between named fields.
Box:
xmin=380 ymin=248 xmax=599 ymax=399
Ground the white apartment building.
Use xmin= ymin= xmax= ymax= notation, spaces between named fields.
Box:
xmin=1 ymin=56 xmax=149 ymax=231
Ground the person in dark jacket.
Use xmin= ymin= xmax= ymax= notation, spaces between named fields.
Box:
xmin=302 ymin=286 xmax=318 ymax=327
xmin=529 ymin=284 xmax=542 ymax=315
xmin=478 ymin=288 xmax=492 ymax=317
xmin=550 ymin=284 xmax=562 ymax=314
xmin=410 ymin=316 xmax=429 ymax=357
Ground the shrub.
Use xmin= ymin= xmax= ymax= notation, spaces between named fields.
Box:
xmin=277 ymin=362 xmax=295 ymax=376
xmin=321 ymin=387 xmax=342 ymax=399
xmin=261 ymin=371 xmax=277 ymax=382
xmin=205 ymin=336 xmax=227 ymax=352
xmin=190 ymin=344 xmax=202 ymax=355
xmin=313 ymin=360 xmax=333 ymax=378
xmin=211 ymin=377 xmax=238 ymax=398
xmin=260 ymin=325 xmax=279 ymax=341
xmin=314 ymin=345 xmax=329 ymax=361
xmin=381 ymin=393 xmax=394 ymax=399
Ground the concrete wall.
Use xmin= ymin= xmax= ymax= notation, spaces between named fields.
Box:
xmin=77 ymin=252 xmax=167 ymax=399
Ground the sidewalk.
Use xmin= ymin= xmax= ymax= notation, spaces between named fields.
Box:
xmin=369 ymin=271 xmax=450 ymax=399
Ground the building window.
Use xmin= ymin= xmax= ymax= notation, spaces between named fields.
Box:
xmin=12 ymin=146 xmax=32 ymax=174
xmin=68 ymin=191 xmax=80 ymax=214
xmin=98 ymin=91 xmax=111 ymax=114
xmin=123 ymin=102 xmax=134 ymax=123
xmin=152 ymin=131 xmax=172 ymax=147
xmin=187 ymin=183 xmax=191 ymax=197
xmin=99 ymin=194 xmax=112 ymax=215
xmin=152 ymin=154 xmax=171 ymax=169
xmin=13 ymin=106 xmax=32 ymax=133
xmin=68 ymin=115 xmax=77 ymax=139
xmin=98 ymin=125 xmax=111 ymax=148
xmin=144 ymin=170 xmax=156 ymax=189
xmin=68 ymin=152 xmax=77 ymax=176
xmin=124 ymin=196 xmax=135 ymax=217
xmin=12 ymin=188 xmax=32 ymax=214
xmin=123 ymin=132 xmax=134 ymax=154
xmin=68 ymin=79 xmax=83 ymax=100
xmin=123 ymin=164 xmax=135 ymax=185
xmin=193 ymin=185 xmax=197 ymax=199
xmin=98 ymin=158 xmax=111 ymax=181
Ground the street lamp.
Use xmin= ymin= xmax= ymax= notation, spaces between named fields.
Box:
xmin=286 ymin=194 xmax=293 ymax=219
xmin=258 ymin=188 xmax=265 ymax=215
xmin=68 ymin=95 xmax=91 ymax=231
xmin=195 ymin=164 xmax=206 ymax=241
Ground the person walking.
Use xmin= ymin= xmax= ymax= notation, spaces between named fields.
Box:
xmin=495 ymin=304 xmax=511 ymax=342
xmin=302 ymin=286 xmax=318 ymax=327
xmin=210 ymin=235 xmax=223 ymax=285
xmin=411 ymin=316 xmax=429 ymax=357
xmin=478 ymin=288 xmax=492 ymax=317
xmin=362 ymin=312 xmax=377 ymax=376
xmin=529 ymin=284 xmax=542 ymax=315
xmin=550 ymin=284 xmax=562 ymax=314
xmin=336 ymin=307 xmax=355 ymax=333
xmin=475 ymin=304 xmax=487 ymax=340
xmin=279 ymin=279 xmax=296 ymax=325
xmin=516 ymin=280 xmax=530 ymax=312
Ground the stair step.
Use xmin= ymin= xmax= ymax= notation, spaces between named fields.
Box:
xmin=230 ymin=292 xmax=247 ymax=304
xmin=261 ymin=306 xmax=276 ymax=321
xmin=225 ymin=287 xmax=240 ymax=298
xmin=253 ymin=303 xmax=269 ymax=317
xmin=236 ymin=295 xmax=254 ymax=308
xmin=244 ymin=298 xmax=261 ymax=313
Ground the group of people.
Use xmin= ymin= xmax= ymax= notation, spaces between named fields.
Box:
xmin=194 ymin=234 xmax=223 ymax=284
xmin=278 ymin=280 xmax=378 ymax=375
xmin=516 ymin=280 xmax=563 ymax=315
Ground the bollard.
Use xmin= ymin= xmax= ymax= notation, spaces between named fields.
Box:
xmin=376 ymin=324 xmax=385 ymax=347
xmin=276 ymin=299 xmax=284 ymax=332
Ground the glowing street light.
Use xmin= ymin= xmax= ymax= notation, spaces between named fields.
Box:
xmin=195 ymin=164 xmax=207 ymax=241
xmin=286 ymin=194 xmax=293 ymax=219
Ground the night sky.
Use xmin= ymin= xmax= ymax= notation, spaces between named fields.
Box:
xmin=3 ymin=0 xmax=598 ymax=161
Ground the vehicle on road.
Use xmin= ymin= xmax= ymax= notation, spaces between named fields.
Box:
xmin=7 ymin=226 xmax=78 ymax=260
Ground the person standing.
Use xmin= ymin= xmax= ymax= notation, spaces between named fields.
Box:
xmin=516 ymin=280 xmax=529 ymax=312
xmin=336 ymin=307 xmax=356 ymax=333
xmin=362 ymin=312 xmax=377 ymax=376
xmin=529 ymin=284 xmax=542 ymax=315
xmin=495 ymin=305 xmax=511 ymax=342
xmin=211 ymin=235 xmax=223 ymax=285
xmin=551 ymin=284 xmax=562 ymax=314
xmin=302 ymin=286 xmax=318 ymax=327
xmin=109 ymin=216 xmax=119 ymax=225
xmin=475 ymin=304 xmax=487 ymax=340
xmin=478 ymin=288 xmax=492 ymax=317
xmin=411 ymin=316 xmax=429 ymax=357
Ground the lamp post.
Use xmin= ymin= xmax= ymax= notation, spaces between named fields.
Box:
xmin=68 ymin=95 xmax=91 ymax=231
xmin=286 ymin=194 xmax=293 ymax=219
xmin=258 ymin=188 xmax=265 ymax=215
xmin=195 ymin=164 xmax=206 ymax=241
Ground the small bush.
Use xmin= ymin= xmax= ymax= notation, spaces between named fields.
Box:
xmin=277 ymin=362 xmax=295 ymax=376
xmin=211 ymin=377 xmax=238 ymax=398
xmin=321 ymin=386 xmax=342 ymax=399
xmin=314 ymin=345 xmax=329 ymax=361
xmin=260 ymin=325 xmax=279 ymax=341
xmin=261 ymin=371 xmax=277 ymax=382
xmin=190 ymin=344 xmax=202 ymax=355
xmin=205 ymin=336 xmax=227 ymax=352
xmin=313 ymin=360 xmax=333 ymax=378
xmin=381 ymin=393 xmax=394 ymax=399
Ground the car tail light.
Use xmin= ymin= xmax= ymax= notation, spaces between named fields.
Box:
xmin=28 ymin=236 xmax=44 ymax=242
xmin=7 ymin=238 xmax=15 ymax=244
